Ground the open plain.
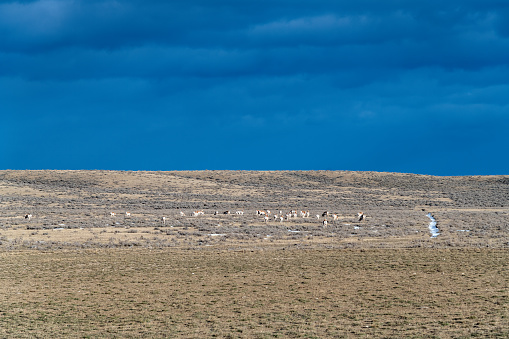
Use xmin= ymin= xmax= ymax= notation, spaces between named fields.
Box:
xmin=0 ymin=170 xmax=508 ymax=337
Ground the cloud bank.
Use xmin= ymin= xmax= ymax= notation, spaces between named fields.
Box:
xmin=2 ymin=0 xmax=508 ymax=174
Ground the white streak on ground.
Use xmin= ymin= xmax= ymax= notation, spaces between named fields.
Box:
xmin=427 ymin=213 xmax=440 ymax=238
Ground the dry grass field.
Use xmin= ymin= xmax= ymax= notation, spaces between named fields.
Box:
xmin=0 ymin=170 xmax=508 ymax=337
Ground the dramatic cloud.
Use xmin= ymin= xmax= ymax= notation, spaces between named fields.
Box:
xmin=1 ymin=0 xmax=508 ymax=174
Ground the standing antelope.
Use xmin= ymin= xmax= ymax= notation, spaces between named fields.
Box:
xmin=24 ymin=214 xmax=32 ymax=221
xmin=125 ymin=212 xmax=131 ymax=218
xmin=358 ymin=212 xmax=366 ymax=222
xmin=161 ymin=216 xmax=167 ymax=225
xmin=322 ymin=219 xmax=328 ymax=228
xmin=110 ymin=212 xmax=116 ymax=217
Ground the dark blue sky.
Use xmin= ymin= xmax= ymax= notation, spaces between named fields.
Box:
xmin=2 ymin=0 xmax=508 ymax=175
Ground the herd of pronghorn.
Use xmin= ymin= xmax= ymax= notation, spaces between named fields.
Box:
xmin=23 ymin=210 xmax=366 ymax=228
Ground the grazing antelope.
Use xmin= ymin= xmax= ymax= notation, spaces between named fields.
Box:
xmin=322 ymin=211 xmax=329 ymax=217
xmin=24 ymin=214 xmax=32 ymax=221
xmin=256 ymin=210 xmax=266 ymax=216
xmin=358 ymin=212 xmax=366 ymax=222
xmin=193 ymin=211 xmax=204 ymax=216
xmin=300 ymin=210 xmax=310 ymax=218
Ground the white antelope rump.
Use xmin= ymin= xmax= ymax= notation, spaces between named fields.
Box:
xmin=332 ymin=214 xmax=339 ymax=223
xmin=179 ymin=211 xmax=186 ymax=217
xmin=24 ymin=214 xmax=32 ymax=221
xmin=161 ymin=216 xmax=167 ymax=225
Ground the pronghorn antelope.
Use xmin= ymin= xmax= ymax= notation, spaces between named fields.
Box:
xmin=279 ymin=216 xmax=284 ymax=223
xmin=24 ymin=214 xmax=32 ymax=221
xmin=322 ymin=211 xmax=329 ymax=217
xmin=214 ymin=211 xmax=219 ymax=215
xmin=161 ymin=216 xmax=167 ymax=225
xmin=223 ymin=211 xmax=230 ymax=215
xmin=193 ymin=211 xmax=204 ymax=216
xmin=256 ymin=210 xmax=266 ymax=216
xmin=322 ymin=219 xmax=328 ymax=228
xmin=179 ymin=211 xmax=186 ymax=217
xmin=358 ymin=212 xmax=366 ymax=222
xmin=332 ymin=214 xmax=339 ymax=223
xmin=264 ymin=215 xmax=269 ymax=222
xmin=125 ymin=212 xmax=131 ymax=218
xmin=110 ymin=212 xmax=116 ymax=217
xmin=236 ymin=211 xmax=244 ymax=215
xmin=316 ymin=214 xmax=320 ymax=220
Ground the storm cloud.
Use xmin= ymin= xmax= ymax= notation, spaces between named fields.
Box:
xmin=2 ymin=0 xmax=508 ymax=174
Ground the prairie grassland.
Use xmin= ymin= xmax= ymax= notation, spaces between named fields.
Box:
xmin=0 ymin=170 xmax=508 ymax=337
xmin=0 ymin=248 xmax=507 ymax=338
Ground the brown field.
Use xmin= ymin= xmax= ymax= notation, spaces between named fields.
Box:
xmin=0 ymin=170 xmax=508 ymax=337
